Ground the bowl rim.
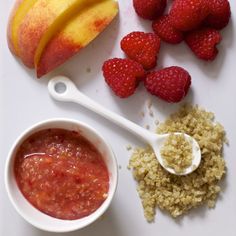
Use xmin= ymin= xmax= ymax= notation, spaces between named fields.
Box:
xmin=4 ymin=118 xmax=118 ymax=233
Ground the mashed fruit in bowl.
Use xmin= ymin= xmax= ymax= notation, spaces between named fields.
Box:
xmin=14 ymin=129 xmax=109 ymax=220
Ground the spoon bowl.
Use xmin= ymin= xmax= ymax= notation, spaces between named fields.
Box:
xmin=151 ymin=132 xmax=201 ymax=175
xmin=48 ymin=76 xmax=201 ymax=175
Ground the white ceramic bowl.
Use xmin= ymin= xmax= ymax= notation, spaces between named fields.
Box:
xmin=5 ymin=118 xmax=118 ymax=233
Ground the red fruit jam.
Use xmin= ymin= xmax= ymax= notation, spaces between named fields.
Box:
xmin=14 ymin=129 xmax=109 ymax=220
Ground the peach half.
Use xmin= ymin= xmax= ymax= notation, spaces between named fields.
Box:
xmin=7 ymin=0 xmax=119 ymax=77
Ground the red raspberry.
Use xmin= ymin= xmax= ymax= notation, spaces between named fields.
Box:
xmin=102 ymin=58 xmax=146 ymax=98
xmin=144 ymin=66 xmax=191 ymax=103
xmin=185 ymin=28 xmax=222 ymax=61
xmin=120 ymin=32 xmax=161 ymax=70
xmin=169 ymin=0 xmax=210 ymax=31
xmin=152 ymin=15 xmax=184 ymax=44
xmin=204 ymin=0 xmax=231 ymax=29
xmin=133 ymin=0 xmax=167 ymax=20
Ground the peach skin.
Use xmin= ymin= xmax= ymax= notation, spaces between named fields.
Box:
xmin=7 ymin=0 xmax=38 ymax=56
xmin=36 ymin=0 xmax=119 ymax=78
xmin=17 ymin=0 xmax=103 ymax=68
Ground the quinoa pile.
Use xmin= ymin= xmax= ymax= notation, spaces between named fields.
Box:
xmin=128 ymin=105 xmax=226 ymax=221
xmin=160 ymin=134 xmax=193 ymax=174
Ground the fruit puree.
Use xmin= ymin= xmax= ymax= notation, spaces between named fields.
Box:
xmin=14 ymin=129 xmax=109 ymax=220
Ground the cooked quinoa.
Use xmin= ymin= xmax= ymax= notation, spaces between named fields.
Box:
xmin=128 ymin=105 xmax=226 ymax=221
xmin=161 ymin=134 xmax=193 ymax=174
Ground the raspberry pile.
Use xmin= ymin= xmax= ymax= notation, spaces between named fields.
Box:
xmin=102 ymin=0 xmax=231 ymax=102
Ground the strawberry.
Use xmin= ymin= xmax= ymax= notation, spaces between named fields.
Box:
xmin=144 ymin=66 xmax=191 ymax=103
xmin=204 ymin=0 xmax=231 ymax=29
xmin=102 ymin=58 xmax=146 ymax=98
xmin=185 ymin=28 xmax=222 ymax=61
xmin=120 ymin=32 xmax=161 ymax=70
xmin=133 ymin=0 xmax=167 ymax=20
xmin=152 ymin=15 xmax=184 ymax=44
xmin=169 ymin=0 xmax=210 ymax=31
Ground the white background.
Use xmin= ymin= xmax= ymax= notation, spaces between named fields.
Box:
xmin=1 ymin=0 xmax=236 ymax=235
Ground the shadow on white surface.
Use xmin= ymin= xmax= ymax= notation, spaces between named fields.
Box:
xmin=31 ymin=206 xmax=125 ymax=236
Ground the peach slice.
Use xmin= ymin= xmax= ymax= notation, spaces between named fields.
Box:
xmin=17 ymin=0 xmax=102 ymax=68
xmin=7 ymin=0 xmax=38 ymax=56
xmin=36 ymin=0 xmax=119 ymax=78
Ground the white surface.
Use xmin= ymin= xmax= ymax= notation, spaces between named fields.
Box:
xmin=1 ymin=0 xmax=236 ymax=235
xmin=5 ymin=119 xmax=118 ymax=233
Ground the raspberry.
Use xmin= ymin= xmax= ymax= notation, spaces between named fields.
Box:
xmin=185 ymin=28 xmax=222 ymax=61
xmin=144 ymin=66 xmax=191 ymax=103
xmin=152 ymin=15 xmax=184 ymax=44
xmin=133 ymin=0 xmax=167 ymax=20
xmin=102 ymin=58 xmax=146 ymax=98
xmin=120 ymin=32 xmax=161 ymax=70
xmin=169 ymin=0 xmax=209 ymax=31
xmin=204 ymin=0 xmax=231 ymax=29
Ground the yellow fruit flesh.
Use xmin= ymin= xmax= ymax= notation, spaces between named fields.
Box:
xmin=11 ymin=0 xmax=38 ymax=54
xmin=34 ymin=0 xmax=107 ymax=67
xmin=61 ymin=0 xmax=118 ymax=47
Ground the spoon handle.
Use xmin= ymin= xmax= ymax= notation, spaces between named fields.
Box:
xmin=48 ymin=76 xmax=156 ymax=144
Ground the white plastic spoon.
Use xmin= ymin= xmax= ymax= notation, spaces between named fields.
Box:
xmin=48 ymin=76 xmax=201 ymax=175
